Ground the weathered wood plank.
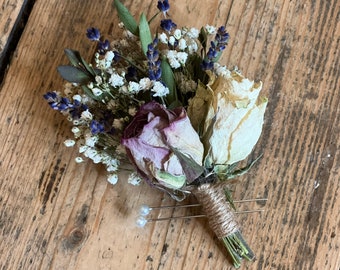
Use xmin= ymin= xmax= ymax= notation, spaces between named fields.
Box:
xmin=0 ymin=0 xmax=31 ymax=81
xmin=0 ymin=0 xmax=339 ymax=269
xmin=0 ymin=0 xmax=24 ymax=52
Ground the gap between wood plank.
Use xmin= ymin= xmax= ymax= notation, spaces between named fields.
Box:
xmin=0 ymin=0 xmax=36 ymax=87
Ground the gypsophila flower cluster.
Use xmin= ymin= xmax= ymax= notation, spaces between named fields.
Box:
xmin=44 ymin=0 xmax=230 ymax=184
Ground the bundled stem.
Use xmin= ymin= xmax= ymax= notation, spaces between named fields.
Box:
xmin=193 ymin=183 xmax=254 ymax=268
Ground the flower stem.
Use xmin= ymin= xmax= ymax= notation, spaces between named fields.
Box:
xmin=221 ymin=231 xmax=255 ymax=268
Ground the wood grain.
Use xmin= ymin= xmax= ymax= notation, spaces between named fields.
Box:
xmin=0 ymin=0 xmax=24 ymax=53
xmin=0 ymin=0 xmax=31 ymax=81
xmin=0 ymin=0 xmax=339 ymax=269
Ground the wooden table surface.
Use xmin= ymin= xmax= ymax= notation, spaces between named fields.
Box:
xmin=1 ymin=0 xmax=339 ymax=269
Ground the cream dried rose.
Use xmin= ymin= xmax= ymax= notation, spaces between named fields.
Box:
xmin=188 ymin=70 xmax=268 ymax=167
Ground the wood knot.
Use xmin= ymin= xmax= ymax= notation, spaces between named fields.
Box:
xmin=62 ymin=227 xmax=87 ymax=251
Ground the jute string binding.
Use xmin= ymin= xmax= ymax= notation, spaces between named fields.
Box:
xmin=193 ymin=182 xmax=239 ymax=238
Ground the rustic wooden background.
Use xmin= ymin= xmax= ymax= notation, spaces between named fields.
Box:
xmin=0 ymin=0 xmax=339 ymax=269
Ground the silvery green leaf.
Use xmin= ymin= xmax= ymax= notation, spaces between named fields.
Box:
xmin=64 ymin=49 xmax=96 ymax=77
xmin=79 ymin=56 xmax=96 ymax=77
xmin=113 ymin=0 xmax=138 ymax=35
xmin=64 ymin=49 xmax=82 ymax=66
xmin=139 ymin=13 xmax=152 ymax=56
xmin=57 ymin=65 xmax=91 ymax=84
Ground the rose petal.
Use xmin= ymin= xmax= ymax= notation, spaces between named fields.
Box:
xmin=163 ymin=108 xmax=203 ymax=166
xmin=121 ymin=137 xmax=170 ymax=172
xmin=226 ymin=99 xmax=268 ymax=164
xmin=139 ymin=115 xmax=168 ymax=148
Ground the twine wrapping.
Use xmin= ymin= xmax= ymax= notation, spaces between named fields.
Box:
xmin=193 ymin=183 xmax=239 ymax=238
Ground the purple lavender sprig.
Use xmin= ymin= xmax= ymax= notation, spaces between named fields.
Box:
xmin=86 ymin=27 xmax=110 ymax=55
xmin=146 ymin=38 xmax=162 ymax=81
xmin=157 ymin=0 xmax=170 ymax=15
xmin=43 ymin=91 xmax=88 ymax=119
xmin=160 ymin=19 xmax=177 ymax=32
xmin=202 ymin=26 xmax=229 ymax=70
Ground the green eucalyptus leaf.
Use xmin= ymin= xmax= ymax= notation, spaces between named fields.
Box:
xmin=139 ymin=13 xmax=153 ymax=56
xmin=114 ymin=0 xmax=138 ymax=35
xmin=80 ymin=56 xmax=97 ymax=77
xmin=57 ymin=65 xmax=92 ymax=84
xmin=161 ymin=57 xmax=176 ymax=104
xmin=64 ymin=49 xmax=82 ymax=66
xmin=64 ymin=49 xmax=96 ymax=77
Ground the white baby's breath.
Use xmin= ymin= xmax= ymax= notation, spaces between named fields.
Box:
xmin=205 ymin=25 xmax=216 ymax=34
xmin=84 ymin=148 xmax=98 ymax=159
xmin=186 ymin=27 xmax=199 ymax=38
xmin=213 ymin=63 xmax=230 ymax=77
xmin=92 ymin=87 xmax=103 ymax=96
xmin=168 ymin=59 xmax=180 ymax=69
xmin=178 ymin=38 xmax=187 ymax=50
xmin=173 ymin=29 xmax=182 ymax=39
xmin=95 ymin=75 xmax=103 ymax=84
xmin=159 ymin=32 xmax=168 ymax=43
xmin=85 ymin=133 xmax=98 ymax=147
xmin=107 ymin=174 xmax=118 ymax=185
xmin=128 ymin=172 xmax=142 ymax=186
xmin=151 ymin=81 xmax=169 ymax=97
xmin=187 ymin=39 xmax=198 ymax=53
xmin=92 ymin=154 xmax=102 ymax=164
xmin=71 ymin=126 xmax=81 ymax=137
xmin=105 ymin=51 xmax=115 ymax=62
xmin=64 ymin=139 xmax=75 ymax=147
xmin=73 ymin=94 xmax=82 ymax=102
xmin=176 ymin=52 xmax=188 ymax=65
xmin=109 ymin=73 xmax=125 ymax=87
xmin=128 ymin=81 xmax=140 ymax=94
xmin=166 ymin=50 xmax=187 ymax=68
xmin=139 ymin=77 xmax=152 ymax=90
xmin=78 ymin=145 xmax=89 ymax=153
xmin=75 ymin=157 xmax=84 ymax=163
xmin=71 ymin=127 xmax=80 ymax=133
xmin=168 ymin=36 xmax=176 ymax=46
xmin=81 ymin=110 xmax=93 ymax=120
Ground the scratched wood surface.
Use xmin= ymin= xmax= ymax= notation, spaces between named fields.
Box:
xmin=0 ymin=0 xmax=30 ymax=82
xmin=0 ymin=0 xmax=339 ymax=269
xmin=0 ymin=0 xmax=24 ymax=54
